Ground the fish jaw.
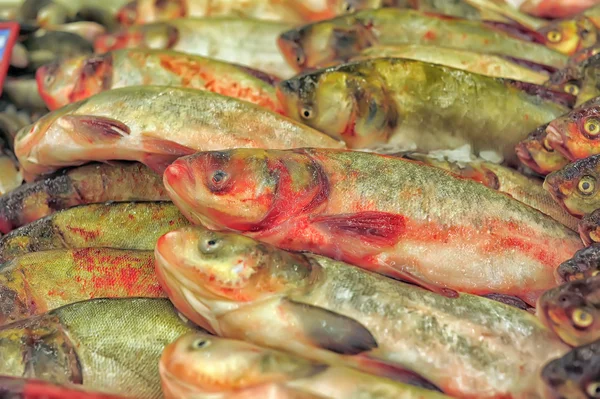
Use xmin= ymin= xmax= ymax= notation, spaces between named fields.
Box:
xmin=579 ymin=213 xmax=600 ymax=245
xmin=545 ymin=122 xmax=575 ymax=160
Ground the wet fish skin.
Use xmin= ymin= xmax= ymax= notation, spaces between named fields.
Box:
xmin=0 ymin=162 xmax=168 ymax=234
xmin=544 ymin=154 xmax=600 ymax=217
xmin=277 ymin=58 xmax=568 ymax=164
xmin=402 ymin=153 xmax=579 ymax=231
xmin=0 ymin=376 xmax=132 ymax=399
xmin=36 ymin=49 xmax=284 ymax=113
xmin=154 ymin=226 xmax=569 ymax=399
xmin=354 ymin=45 xmax=550 ymax=84
xmin=93 ymin=17 xmax=296 ymax=79
xmin=545 ymin=53 xmax=600 ymax=106
xmin=0 ymin=248 xmax=164 ymax=326
xmin=20 ymin=30 xmax=93 ymax=71
xmin=541 ymin=337 xmax=600 ymax=399
xmin=0 ymin=298 xmax=199 ymax=398
xmin=276 ymin=8 xmax=568 ymax=72
xmin=160 ymin=332 xmax=450 ymax=399
xmin=521 ymin=0 xmax=600 ymax=19
xmin=14 ymin=86 xmax=343 ymax=182
xmin=556 ymin=243 xmax=600 ymax=282
xmin=163 ymin=148 xmax=582 ymax=305
xmin=535 ymin=14 xmax=599 ymax=56
xmin=3 ymin=79 xmax=47 ymax=111
xmin=0 ymin=202 xmax=188 ymax=263
xmin=580 ymin=211 xmax=600 ymax=245
xmin=18 ymin=0 xmax=129 ymax=28
xmin=515 ymin=125 xmax=570 ymax=176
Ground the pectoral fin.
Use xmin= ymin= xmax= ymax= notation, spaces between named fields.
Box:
xmin=58 ymin=115 xmax=130 ymax=143
xmin=141 ymin=136 xmax=197 ymax=174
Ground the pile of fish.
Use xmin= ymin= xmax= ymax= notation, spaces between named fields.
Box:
xmin=4 ymin=0 xmax=600 ymax=398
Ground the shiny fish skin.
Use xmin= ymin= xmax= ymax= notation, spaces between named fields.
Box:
xmin=277 ymin=59 xmax=568 ymax=164
xmin=154 ymin=226 xmax=569 ymax=399
xmin=18 ymin=0 xmax=129 ymax=28
xmin=276 ymin=9 xmax=568 ymax=71
xmin=0 ymin=298 xmax=199 ymax=399
xmin=354 ymin=45 xmax=550 ymax=84
xmin=521 ymin=0 xmax=600 ymax=18
xmin=0 ymin=202 xmax=188 ymax=263
xmin=580 ymin=211 xmax=600 ymax=245
xmin=0 ymin=162 xmax=168 ymax=234
xmin=556 ymin=243 xmax=600 ymax=282
xmin=535 ymin=8 xmax=600 ymax=56
xmin=402 ymin=153 xmax=579 ymax=231
xmin=36 ymin=49 xmax=284 ymax=112
xmin=515 ymin=123 xmax=570 ymax=176
xmin=545 ymin=54 xmax=600 ymax=107
xmin=0 ymin=248 xmax=163 ymax=326
xmin=14 ymin=86 xmax=343 ymax=181
xmin=94 ymin=17 xmax=296 ymax=79
xmin=163 ymin=148 xmax=582 ymax=305
xmin=0 ymin=376 xmax=133 ymax=399
xmin=160 ymin=332 xmax=451 ymax=399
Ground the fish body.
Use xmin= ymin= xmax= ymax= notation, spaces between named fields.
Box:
xmin=0 ymin=202 xmax=188 ymax=263
xmin=160 ymin=332 xmax=451 ymax=399
xmin=403 ymin=152 xmax=579 ymax=230
xmin=354 ymin=44 xmax=550 ymax=84
xmin=544 ymin=154 xmax=600 ymax=217
xmin=541 ymin=338 xmax=600 ymax=399
xmin=537 ymin=274 xmax=600 ymax=347
xmin=163 ymin=148 xmax=583 ymax=305
xmin=521 ymin=0 xmax=600 ymax=18
xmin=14 ymin=86 xmax=343 ymax=181
xmin=0 ymin=151 xmax=22 ymax=196
xmin=276 ymin=8 xmax=568 ymax=71
xmin=556 ymin=243 xmax=600 ymax=282
xmin=19 ymin=0 xmax=129 ymax=27
xmin=0 ymin=376 xmax=132 ymax=399
xmin=277 ymin=58 xmax=568 ymax=164
xmin=0 ymin=248 xmax=163 ymax=326
xmin=0 ymin=298 xmax=198 ymax=398
xmin=36 ymin=49 xmax=284 ymax=113
xmin=94 ymin=17 xmax=295 ymax=78
xmin=154 ymin=226 xmax=569 ymax=399
xmin=0 ymin=162 xmax=168 ymax=234
xmin=116 ymin=0 xmax=332 ymax=25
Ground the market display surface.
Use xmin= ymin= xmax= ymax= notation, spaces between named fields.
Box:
xmin=3 ymin=0 xmax=600 ymax=398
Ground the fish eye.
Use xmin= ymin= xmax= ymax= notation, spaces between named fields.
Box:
xmin=44 ymin=74 xmax=54 ymax=86
xmin=199 ymin=237 xmax=222 ymax=254
xmin=587 ymin=381 xmax=600 ymax=398
xmin=585 ymin=118 xmax=600 ymax=136
xmin=211 ymin=170 xmax=227 ymax=184
xmin=343 ymin=2 xmax=355 ymax=12
xmin=301 ymin=106 xmax=314 ymax=119
xmin=572 ymin=308 xmax=594 ymax=328
xmin=547 ymin=30 xmax=563 ymax=43
xmin=578 ymin=176 xmax=596 ymax=195
xmin=564 ymin=83 xmax=580 ymax=96
xmin=191 ymin=338 xmax=211 ymax=350
xmin=295 ymin=50 xmax=305 ymax=67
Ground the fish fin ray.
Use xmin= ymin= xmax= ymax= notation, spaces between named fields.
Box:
xmin=59 ymin=115 xmax=130 ymax=141
xmin=382 ymin=267 xmax=459 ymax=298
xmin=140 ymin=136 xmax=197 ymax=174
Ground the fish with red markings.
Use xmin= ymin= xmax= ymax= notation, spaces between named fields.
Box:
xmin=0 ymin=376 xmax=133 ymax=399
xmin=36 ymin=49 xmax=284 ymax=113
xmin=14 ymin=85 xmax=343 ymax=182
xmin=163 ymin=148 xmax=583 ymax=305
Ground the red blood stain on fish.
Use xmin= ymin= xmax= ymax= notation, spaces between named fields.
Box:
xmin=66 ymin=225 xmax=101 ymax=242
xmin=423 ymin=31 xmax=436 ymax=41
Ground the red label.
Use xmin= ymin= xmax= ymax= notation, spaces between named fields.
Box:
xmin=0 ymin=22 xmax=20 ymax=95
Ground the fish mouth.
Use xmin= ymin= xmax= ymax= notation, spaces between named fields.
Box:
xmin=515 ymin=143 xmax=544 ymax=174
xmin=545 ymin=124 xmax=573 ymax=160
xmin=578 ymin=222 xmax=597 ymax=246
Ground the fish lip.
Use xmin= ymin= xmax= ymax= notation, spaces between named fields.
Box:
xmin=578 ymin=223 xmax=594 ymax=246
xmin=546 ymin=124 xmax=573 ymax=160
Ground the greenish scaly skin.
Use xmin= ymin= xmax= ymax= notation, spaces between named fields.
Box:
xmin=278 ymin=59 xmax=568 ymax=164
xmin=0 ymin=202 xmax=189 ymax=263
xmin=0 ymin=298 xmax=199 ymax=399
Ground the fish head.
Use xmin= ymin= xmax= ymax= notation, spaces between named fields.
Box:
xmin=557 ymin=244 xmax=600 ymax=282
xmin=20 ymin=0 xmax=69 ymax=25
xmin=537 ymin=275 xmax=600 ymax=346
xmin=544 ymin=155 xmax=600 ymax=217
xmin=160 ymin=332 xmax=321 ymax=395
xmin=0 ymin=314 xmax=82 ymax=382
xmin=36 ymin=53 xmax=112 ymax=110
xmin=539 ymin=17 xmax=598 ymax=55
xmin=163 ymin=149 xmax=328 ymax=231
xmin=545 ymin=66 xmax=583 ymax=97
xmin=154 ymin=226 xmax=317 ymax=332
xmin=546 ymin=100 xmax=600 ymax=160
xmin=541 ymin=341 xmax=600 ymax=399
xmin=516 ymin=124 xmax=570 ymax=175
xmin=278 ymin=66 xmax=395 ymax=148
xmin=580 ymin=212 xmax=600 ymax=246
xmin=94 ymin=22 xmax=179 ymax=53
xmin=277 ymin=15 xmax=374 ymax=71
xmin=116 ymin=0 xmax=186 ymax=26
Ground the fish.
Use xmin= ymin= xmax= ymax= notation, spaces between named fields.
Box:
xmin=402 ymin=152 xmax=579 ymax=231
xmin=544 ymin=53 xmax=600 ymax=106
xmin=18 ymin=0 xmax=130 ymax=28
xmin=353 ymin=45 xmax=551 ymax=84
xmin=94 ymin=18 xmax=296 ymax=79
xmin=0 ymin=298 xmax=199 ymax=398
xmin=556 ymin=244 xmax=600 ymax=282
xmin=277 ymin=58 xmax=569 ymax=164
xmin=163 ymin=148 xmax=583 ymax=305
xmin=580 ymin=210 xmax=600 ymax=245
xmin=154 ymin=226 xmax=569 ymax=399
xmin=544 ymin=154 xmax=600 ymax=217
xmin=535 ymin=10 xmax=600 ymax=56
xmin=0 ymin=202 xmax=189 ymax=263
xmin=36 ymin=49 xmax=284 ymax=113
xmin=515 ymin=124 xmax=571 ymax=176
xmin=2 ymin=79 xmax=47 ymax=111
xmin=14 ymin=86 xmax=343 ymax=182
xmin=0 ymin=162 xmax=168 ymax=234
xmin=116 ymin=0 xmax=333 ymax=26
xmin=20 ymin=29 xmax=93 ymax=71
xmin=276 ymin=9 xmax=569 ymax=72
xmin=521 ymin=0 xmax=600 ymax=19
xmin=0 ymin=150 xmax=22 ymax=196
xmin=537 ymin=274 xmax=600 ymax=347
xmin=0 ymin=376 xmax=132 ymax=399
xmin=541 ymin=338 xmax=600 ymax=399
xmin=160 ymin=332 xmax=450 ymax=399
xmin=0 ymin=248 xmax=164 ymax=325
